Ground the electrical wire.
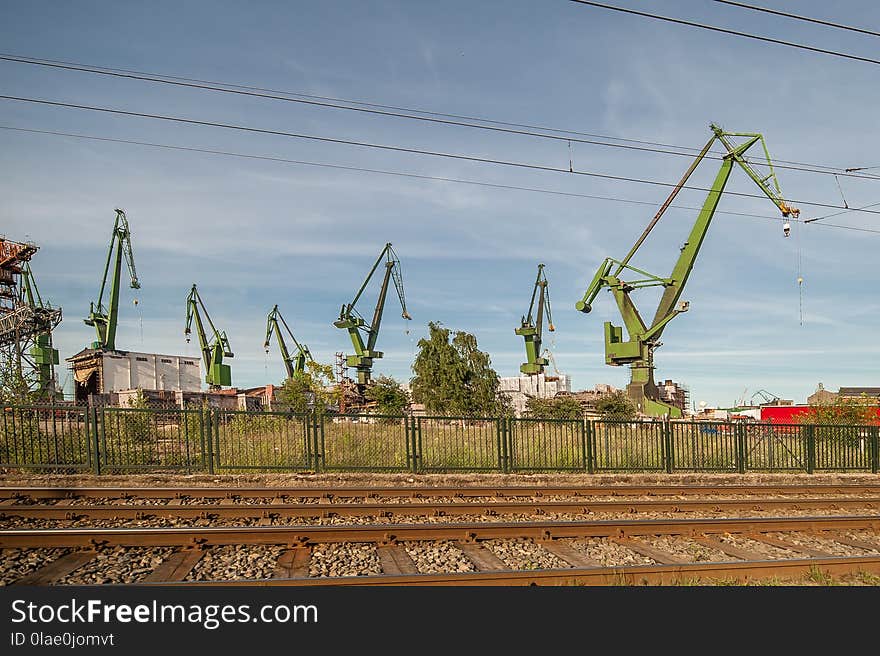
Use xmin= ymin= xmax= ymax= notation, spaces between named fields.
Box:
xmin=0 ymin=52 xmax=873 ymax=179
xmin=2 ymin=94 xmax=878 ymax=216
xmin=567 ymin=1 xmax=880 ymax=66
xmin=3 ymin=124 xmax=878 ymax=235
xmin=712 ymin=1 xmax=880 ymax=39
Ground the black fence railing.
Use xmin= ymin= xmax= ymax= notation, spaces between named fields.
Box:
xmin=1 ymin=405 xmax=879 ymax=474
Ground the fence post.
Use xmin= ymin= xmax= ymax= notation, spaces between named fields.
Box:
xmin=497 ymin=418 xmax=510 ymax=474
xmin=805 ymin=424 xmax=815 ymax=474
xmin=312 ymin=413 xmax=323 ymax=473
xmin=664 ymin=418 xmax=674 ymax=474
xmin=204 ymin=408 xmax=215 ymax=475
xmin=872 ymin=425 xmax=879 ymax=475
xmin=89 ymin=407 xmax=101 ymax=475
xmin=735 ymin=422 xmax=746 ymax=474
xmin=580 ymin=418 xmax=589 ymax=472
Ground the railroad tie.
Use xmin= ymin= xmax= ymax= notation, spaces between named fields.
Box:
xmin=747 ymin=533 xmax=834 ymax=558
xmin=608 ymin=538 xmax=689 ymax=565
xmin=456 ymin=542 xmax=508 ymax=571
xmin=820 ymin=534 xmax=880 ymax=553
xmin=538 ymin=540 xmax=600 ymax=568
xmin=13 ymin=550 xmax=97 ymax=585
xmin=691 ymin=536 xmax=765 ymax=562
xmin=376 ymin=545 xmax=419 ymax=575
xmin=141 ymin=549 xmax=205 ymax=582
xmin=273 ymin=547 xmax=312 ymax=579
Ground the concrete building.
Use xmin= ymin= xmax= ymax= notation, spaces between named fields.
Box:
xmin=67 ymin=348 xmax=202 ymax=405
xmin=499 ymin=372 xmax=572 ymax=417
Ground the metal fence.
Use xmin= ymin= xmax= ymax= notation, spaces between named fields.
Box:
xmin=1 ymin=405 xmax=878 ymax=474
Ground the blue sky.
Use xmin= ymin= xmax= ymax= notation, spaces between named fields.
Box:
xmin=1 ymin=1 xmax=877 ymax=408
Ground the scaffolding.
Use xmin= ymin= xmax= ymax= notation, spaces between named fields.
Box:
xmin=0 ymin=237 xmax=63 ymax=399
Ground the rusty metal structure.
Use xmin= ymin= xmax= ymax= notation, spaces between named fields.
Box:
xmin=0 ymin=237 xmax=62 ymax=400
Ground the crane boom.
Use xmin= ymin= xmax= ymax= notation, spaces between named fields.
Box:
xmin=516 ymin=263 xmax=555 ymax=375
xmin=84 ymin=208 xmax=140 ymax=351
xmin=185 ymin=284 xmax=233 ymax=389
xmin=264 ymin=304 xmax=313 ymax=379
xmin=334 ymin=243 xmax=412 ymax=387
xmin=575 ymin=124 xmax=798 ymax=417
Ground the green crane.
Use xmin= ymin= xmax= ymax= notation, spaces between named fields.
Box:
xmin=21 ymin=262 xmax=61 ymax=399
xmin=185 ymin=284 xmax=233 ymax=389
xmin=334 ymin=243 xmax=412 ymax=387
xmin=84 ymin=208 xmax=140 ymax=351
xmin=516 ymin=263 xmax=555 ymax=375
xmin=264 ymin=304 xmax=313 ymax=379
xmin=575 ymin=123 xmax=799 ymax=418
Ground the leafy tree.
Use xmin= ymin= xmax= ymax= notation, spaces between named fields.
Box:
xmin=411 ymin=321 xmax=511 ymax=416
xmin=798 ymin=394 xmax=876 ymax=426
xmin=363 ymin=375 xmax=410 ymax=416
xmin=276 ymin=361 xmax=336 ymax=414
xmin=524 ymin=395 xmax=584 ymax=420
xmin=593 ymin=389 xmax=638 ymax=420
xmin=0 ymin=356 xmax=34 ymax=405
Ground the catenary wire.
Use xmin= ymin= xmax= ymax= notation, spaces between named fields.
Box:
xmin=2 ymin=124 xmax=877 ymax=235
xmin=0 ymin=52 xmax=870 ymax=179
xmin=711 ymin=1 xmax=880 ymax=38
xmin=567 ymin=1 xmax=880 ymax=66
xmin=1 ymin=93 xmax=877 ymax=217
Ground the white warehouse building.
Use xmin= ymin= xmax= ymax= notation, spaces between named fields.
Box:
xmin=67 ymin=348 xmax=202 ymax=404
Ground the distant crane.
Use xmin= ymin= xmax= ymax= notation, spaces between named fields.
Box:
xmin=575 ymin=123 xmax=798 ymax=418
xmin=264 ymin=304 xmax=313 ymax=380
xmin=185 ymin=284 xmax=233 ymax=389
xmin=334 ymin=243 xmax=411 ymax=388
xmin=516 ymin=263 xmax=555 ymax=375
xmin=84 ymin=209 xmax=140 ymax=351
xmin=750 ymin=389 xmax=781 ymax=405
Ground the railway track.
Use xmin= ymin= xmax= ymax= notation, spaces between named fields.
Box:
xmin=2 ymin=483 xmax=879 ymax=586
xmin=4 ymin=483 xmax=880 ymax=501
xmin=3 ymin=514 xmax=880 ymax=586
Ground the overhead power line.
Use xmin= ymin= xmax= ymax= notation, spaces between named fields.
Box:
xmin=712 ymin=1 xmax=880 ymax=38
xmin=1 ymin=93 xmax=877 ymax=217
xmin=3 ymin=124 xmax=876 ymax=235
xmin=0 ymin=52 xmax=869 ymax=179
xmin=568 ymin=1 xmax=880 ymax=66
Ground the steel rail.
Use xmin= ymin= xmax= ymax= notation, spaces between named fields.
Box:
xmin=4 ymin=497 xmax=880 ymax=520
xmin=3 ymin=483 xmax=880 ymax=500
xmin=159 ymin=555 xmax=880 ymax=586
xmin=3 ymin=515 xmax=878 ymax=548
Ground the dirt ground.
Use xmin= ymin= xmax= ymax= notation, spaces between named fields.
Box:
xmin=1 ymin=470 xmax=877 ymax=488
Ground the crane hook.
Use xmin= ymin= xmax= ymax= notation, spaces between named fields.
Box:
xmin=783 ymin=221 xmax=791 ymax=237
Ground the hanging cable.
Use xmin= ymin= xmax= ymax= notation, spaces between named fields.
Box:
xmin=3 ymin=123 xmax=880 ymax=235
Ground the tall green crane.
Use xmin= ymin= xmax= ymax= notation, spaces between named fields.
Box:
xmin=185 ymin=284 xmax=233 ymax=389
xmin=21 ymin=262 xmax=61 ymax=399
xmin=575 ymin=123 xmax=799 ymax=418
xmin=264 ymin=304 xmax=313 ymax=379
xmin=334 ymin=243 xmax=411 ymax=387
xmin=84 ymin=208 xmax=140 ymax=351
xmin=516 ymin=263 xmax=555 ymax=375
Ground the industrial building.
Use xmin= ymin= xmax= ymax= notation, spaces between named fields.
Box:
xmin=66 ymin=348 xmax=202 ymax=405
xmin=499 ymin=372 xmax=572 ymax=417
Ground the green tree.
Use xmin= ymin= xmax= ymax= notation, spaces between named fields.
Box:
xmin=798 ymin=394 xmax=876 ymax=425
xmin=411 ymin=321 xmax=510 ymax=416
xmin=276 ymin=361 xmax=336 ymax=414
xmin=363 ymin=375 xmax=410 ymax=416
xmin=524 ymin=395 xmax=584 ymax=420
xmin=593 ymin=390 xmax=638 ymax=420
